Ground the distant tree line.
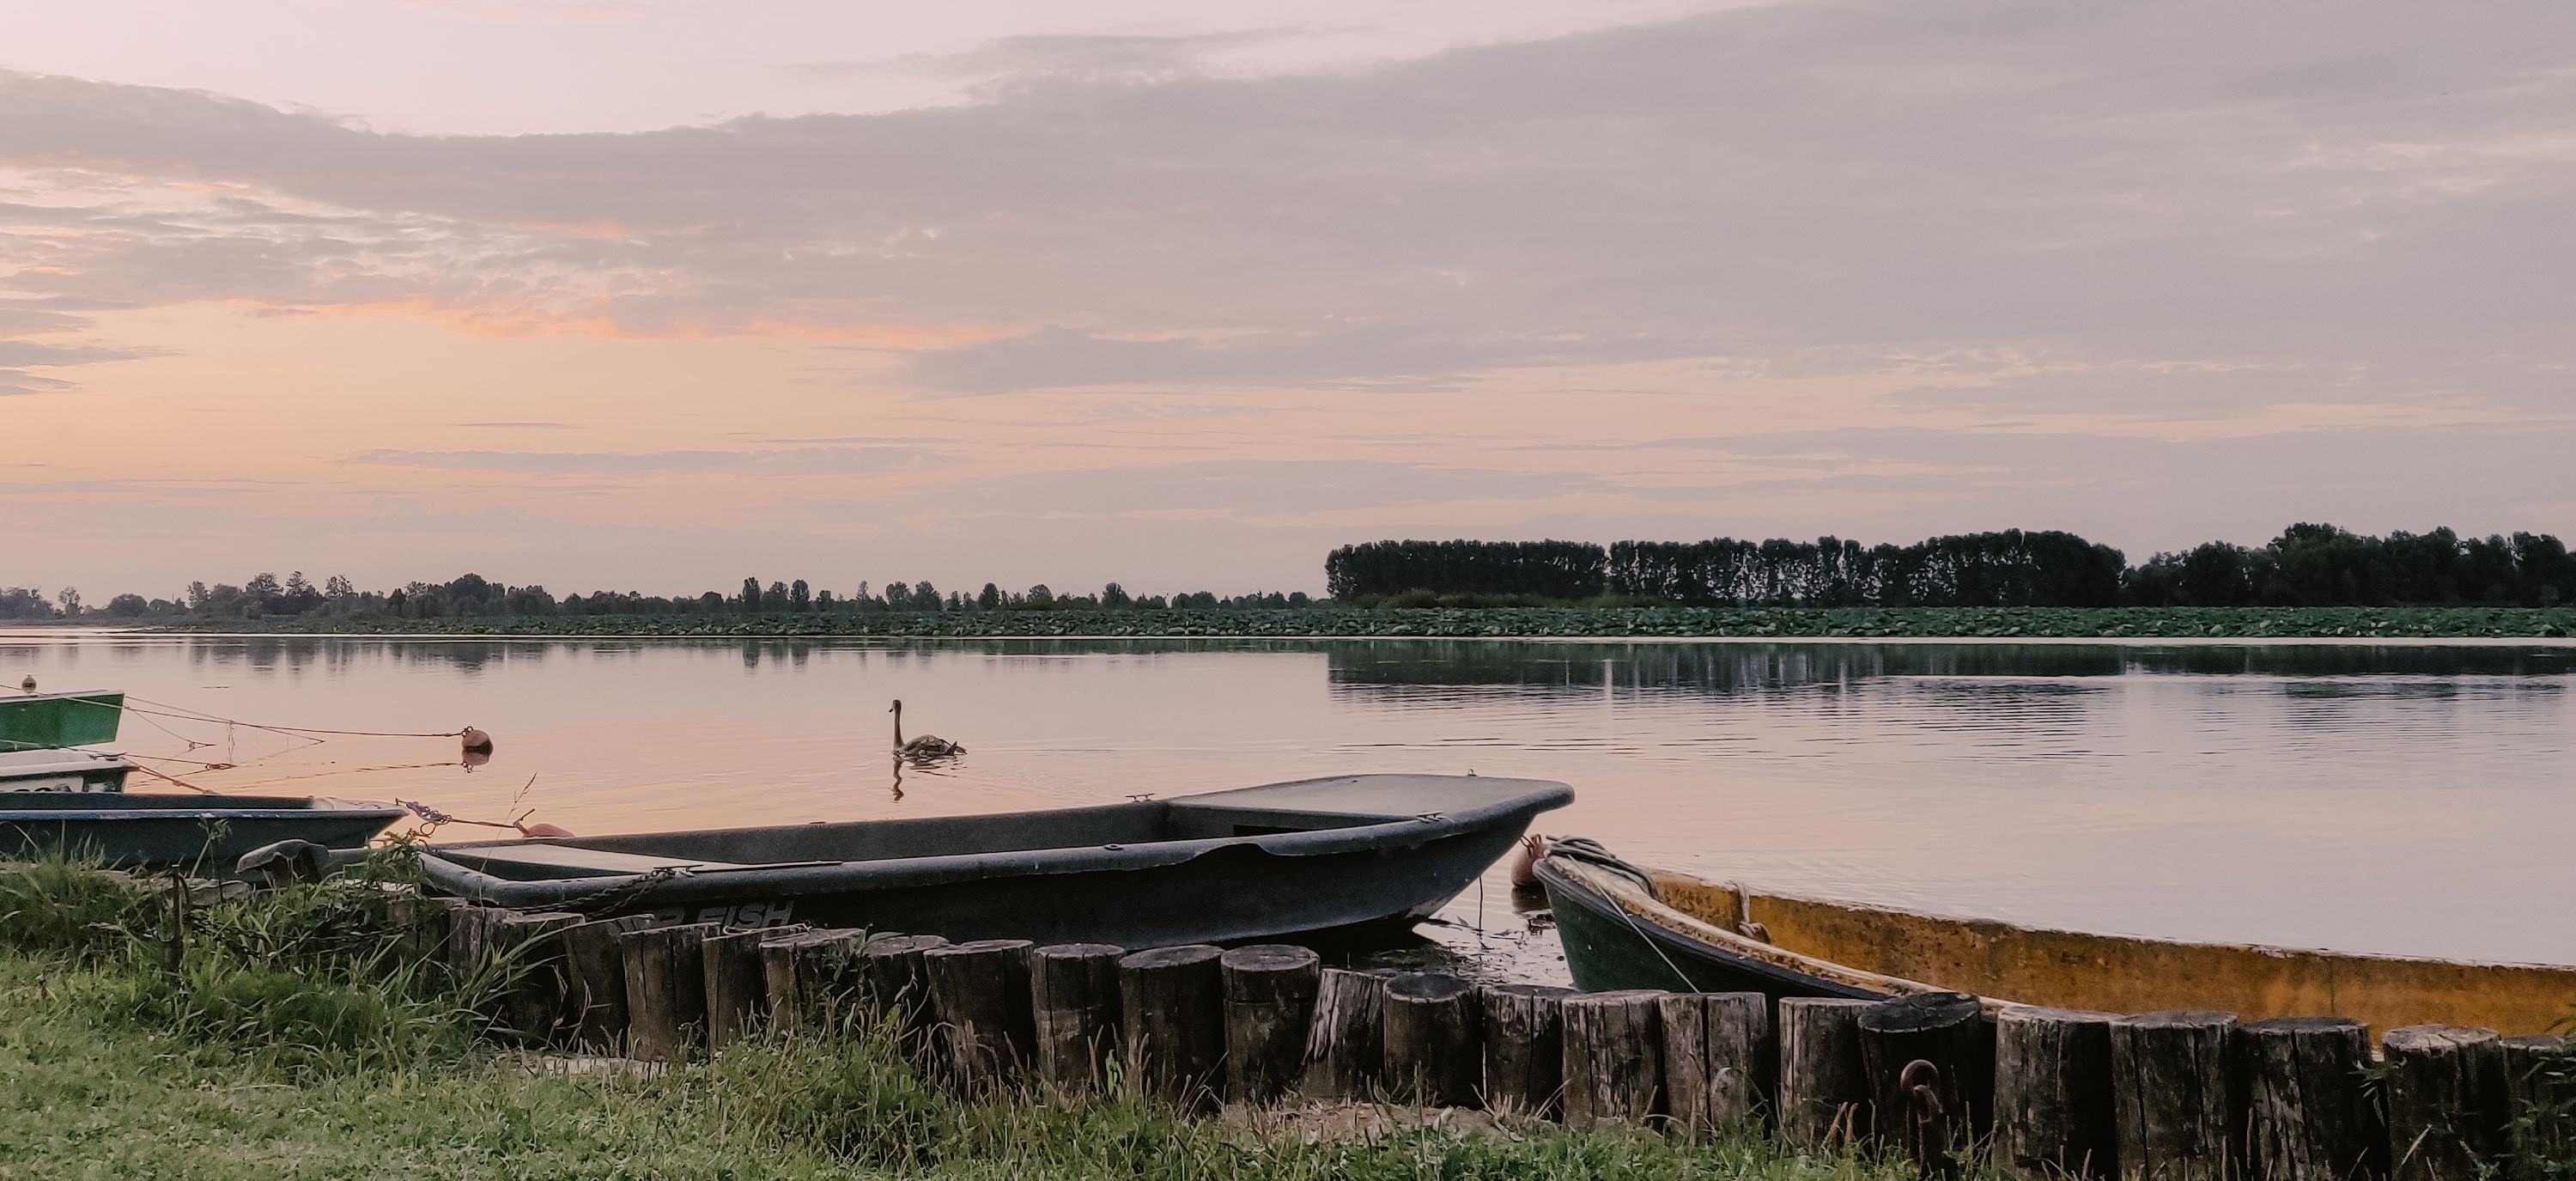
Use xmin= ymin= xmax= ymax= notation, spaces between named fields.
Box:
xmin=1328 ymin=523 xmax=2576 ymax=608
xmin=6 ymin=570 xmax=1314 ymax=623
xmin=12 ymin=521 xmax=2571 ymax=624
xmin=2123 ymin=524 xmax=2573 ymax=607
xmin=1322 ymin=540 xmax=1610 ymax=603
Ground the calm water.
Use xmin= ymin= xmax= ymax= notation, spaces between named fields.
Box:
xmin=9 ymin=633 xmax=2573 ymax=977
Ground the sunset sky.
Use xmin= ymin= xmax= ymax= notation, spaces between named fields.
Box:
xmin=5 ymin=1 xmax=2572 ymax=600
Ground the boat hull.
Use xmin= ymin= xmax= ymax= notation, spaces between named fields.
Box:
xmin=1542 ymin=857 xmax=1884 ymax=1000
xmin=602 ymin=821 xmax=1521 ymax=943
xmin=418 ymin=774 xmax=1572 ymax=947
xmin=0 ymin=750 xmax=134 ymax=793
xmin=0 ymin=793 xmax=404 ymax=874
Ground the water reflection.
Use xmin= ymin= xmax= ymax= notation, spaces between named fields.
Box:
xmin=5 ymin=633 xmax=2572 ymax=969
xmin=1327 ymin=639 xmax=2576 ymax=691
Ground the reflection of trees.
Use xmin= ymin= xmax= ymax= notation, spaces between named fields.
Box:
xmin=1325 ymin=642 xmax=2127 ymax=694
xmin=1324 ymin=641 xmax=2576 ymax=697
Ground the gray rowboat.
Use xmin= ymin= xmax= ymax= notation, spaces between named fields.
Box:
xmin=412 ymin=774 xmax=1571 ymax=947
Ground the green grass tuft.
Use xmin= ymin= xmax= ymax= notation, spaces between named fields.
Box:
xmin=0 ymin=855 xmax=155 ymax=957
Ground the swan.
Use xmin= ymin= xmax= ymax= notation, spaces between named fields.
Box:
xmin=890 ymin=699 xmax=963 ymax=761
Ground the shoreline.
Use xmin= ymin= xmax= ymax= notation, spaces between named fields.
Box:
xmin=9 ymin=604 xmax=2576 ymax=646
xmin=12 ymin=628 xmax=2576 ymax=648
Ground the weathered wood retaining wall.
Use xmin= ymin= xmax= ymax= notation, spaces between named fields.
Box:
xmin=409 ymin=898 xmax=2573 ymax=1176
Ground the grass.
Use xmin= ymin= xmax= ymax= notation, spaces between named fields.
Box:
xmin=135 ymin=605 xmax=2576 ymax=640
xmin=0 ymin=859 xmax=1926 ymax=1181
xmin=0 ymin=950 xmax=1933 ymax=1180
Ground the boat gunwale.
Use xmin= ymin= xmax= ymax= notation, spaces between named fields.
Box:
xmin=0 ymin=799 xmax=409 ymax=822
xmin=417 ymin=776 xmax=1573 ymax=908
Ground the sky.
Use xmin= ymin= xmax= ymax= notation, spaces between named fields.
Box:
xmin=3 ymin=0 xmax=2573 ymax=600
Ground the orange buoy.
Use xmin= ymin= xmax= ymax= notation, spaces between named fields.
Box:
xmin=460 ymin=727 xmax=494 ymax=754
xmin=516 ymin=821 xmax=574 ymax=838
xmin=1507 ymin=833 xmax=1549 ymax=890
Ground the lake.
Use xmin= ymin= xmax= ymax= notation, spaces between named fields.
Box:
xmin=9 ymin=632 xmax=2573 ymax=979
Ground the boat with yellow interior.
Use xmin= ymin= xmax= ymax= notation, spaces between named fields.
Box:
xmin=1537 ymin=841 xmax=2576 ymax=1036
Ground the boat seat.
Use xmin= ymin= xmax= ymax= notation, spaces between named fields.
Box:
xmin=455 ymin=844 xmax=751 ymax=874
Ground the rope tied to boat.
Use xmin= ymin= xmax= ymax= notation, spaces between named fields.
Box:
xmin=544 ymin=865 xmax=687 ymax=917
xmin=399 ymin=799 xmax=528 ymax=834
xmin=1545 ymin=836 xmax=1657 ymax=898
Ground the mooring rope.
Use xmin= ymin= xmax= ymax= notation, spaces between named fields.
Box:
xmin=124 ymin=695 xmax=468 ymax=740
xmin=398 ymin=798 xmax=530 ymax=833
xmin=116 ymin=752 xmax=239 ymax=773
xmin=1546 ymin=836 xmax=1702 ymax=990
xmin=202 ymin=761 xmax=465 ymax=792
xmin=551 ymin=865 xmax=684 ymax=916
xmin=119 ymin=761 xmax=217 ymax=794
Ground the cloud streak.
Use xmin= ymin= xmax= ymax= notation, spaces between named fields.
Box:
xmin=347 ymin=447 xmax=946 ymax=477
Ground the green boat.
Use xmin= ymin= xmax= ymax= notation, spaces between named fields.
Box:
xmin=0 ymin=690 xmax=125 ymax=752
xmin=0 ymin=792 xmax=406 ymax=874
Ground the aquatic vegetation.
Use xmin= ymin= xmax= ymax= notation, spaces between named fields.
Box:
xmin=149 ymin=604 xmax=2576 ymax=640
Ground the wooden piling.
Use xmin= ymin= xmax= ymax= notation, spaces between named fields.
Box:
xmin=702 ymin=925 xmax=804 ymax=1050
xmin=1382 ymin=972 xmax=1482 ymax=1108
xmin=489 ymin=910 xmax=583 ymax=1040
xmin=1659 ymin=991 xmax=1770 ymax=1137
xmin=1029 ymin=943 xmax=1124 ymax=1097
xmin=924 ymin=939 xmax=1036 ymax=1093
xmin=390 ymin=892 xmax=459 ymax=966
xmin=619 ymin=922 xmax=720 ymax=1062
xmin=2502 ymin=1035 xmax=2573 ymax=1181
xmin=1562 ymin=989 xmax=1666 ymax=1129
xmin=558 ymin=915 xmax=652 ymax=1049
xmin=1118 ymin=945 xmax=1226 ymax=1109
xmin=2237 ymin=1016 xmax=2379 ymax=1181
xmin=445 ymin=904 xmax=507 ymax=978
xmin=2109 ymin=1010 xmax=2235 ymax=1181
xmin=1481 ymin=983 xmax=1574 ymax=1119
xmin=1220 ymin=944 xmax=1321 ymax=1104
xmin=761 ymin=928 xmax=860 ymax=1036
xmin=2382 ymin=1025 xmax=2508 ymax=1181
xmin=1303 ymin=967 xmax=1389 ymax=1100
xmin=1778 ymin=996 xmax=1874 ymax=1148
xmin=860 ymin=933 xmax=952 ymax=1056
xmin=1995 ymin=1006 xmax=2118 ymax=1180
xmin=1859 ymin=990 xmax=1990 ymax=1172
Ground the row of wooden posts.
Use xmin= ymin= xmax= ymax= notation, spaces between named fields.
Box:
xmin=408 ymin=898 xmax=2569 ymax=1181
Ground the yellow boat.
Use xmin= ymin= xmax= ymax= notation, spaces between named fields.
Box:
xmin=1538 ymin=845 xmax=2576 ymax=1036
